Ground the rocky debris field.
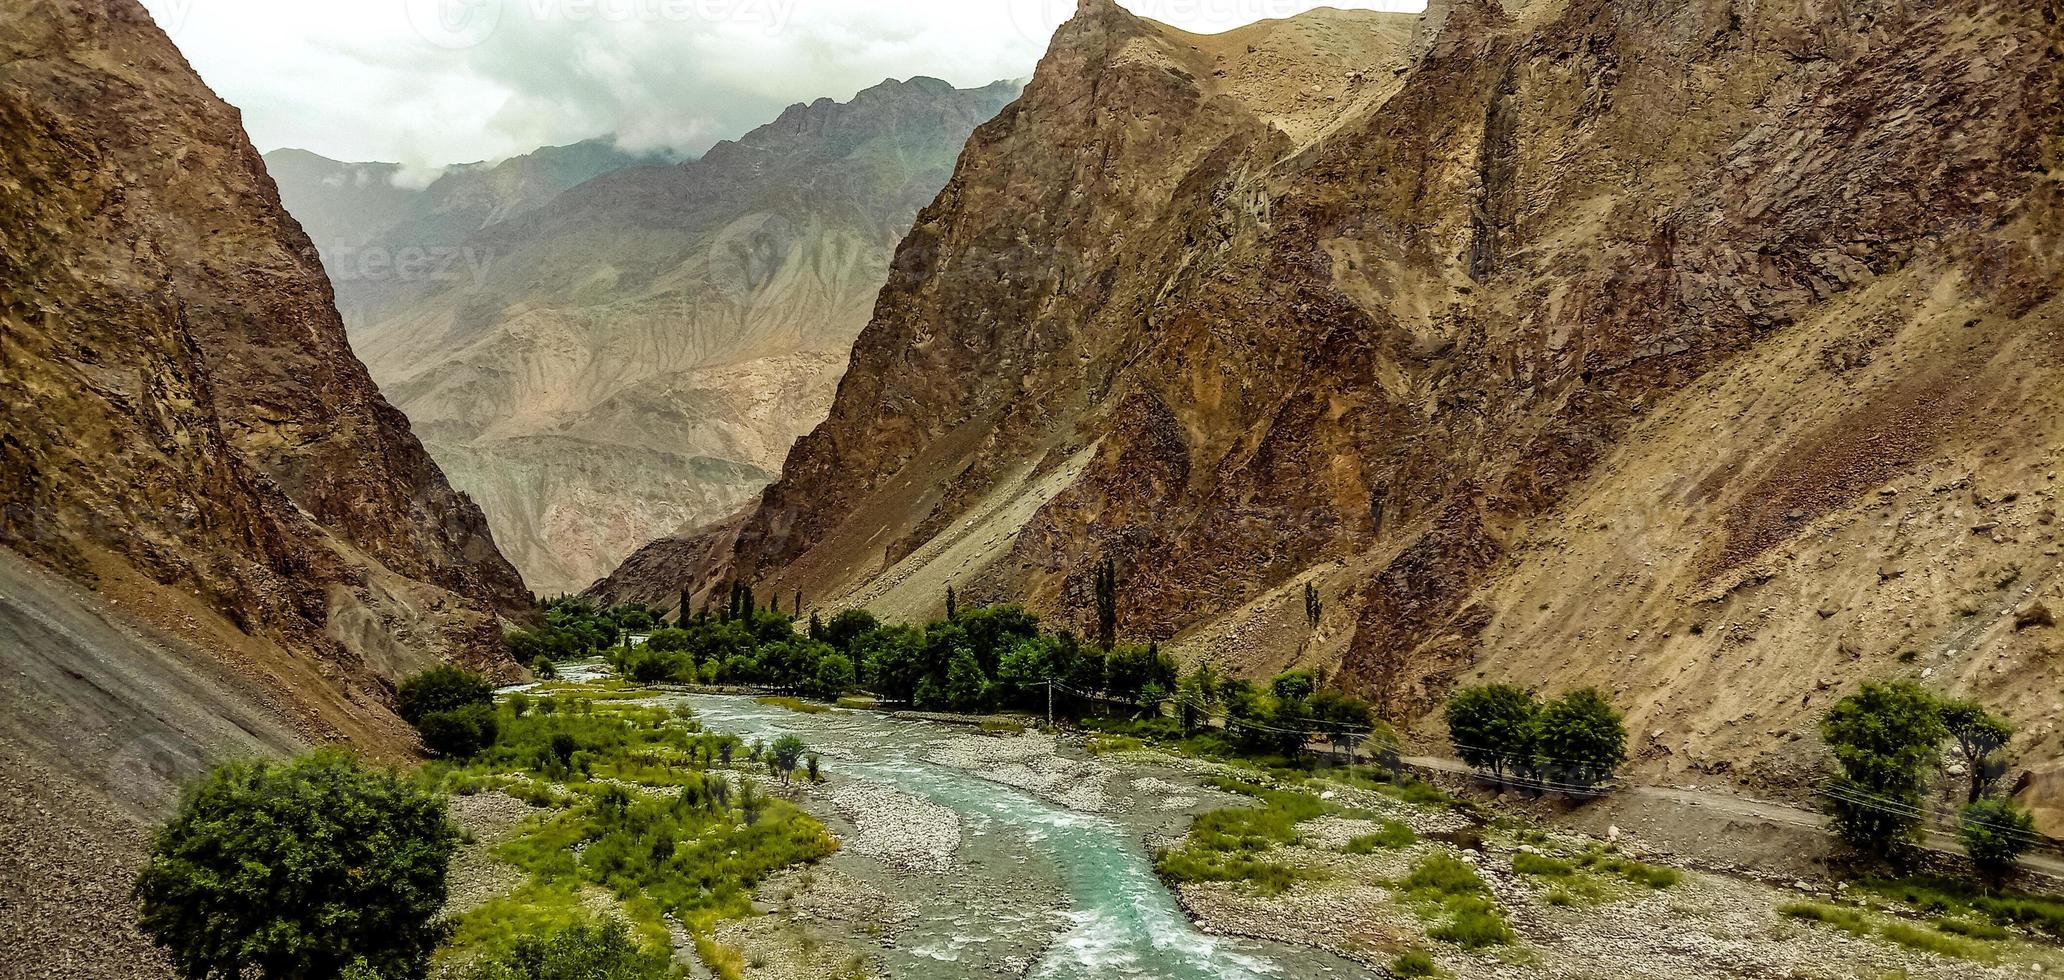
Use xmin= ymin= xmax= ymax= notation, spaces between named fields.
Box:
xmin=826 ymin=780 xmax=961 ymax=872
xmin=442 ymin=791 xmax=538 ymax=916
xmin=1170 ymin=772 xmax=2064 ymax=980
xmin=927 ymin=730 xmax=1115 ymax=812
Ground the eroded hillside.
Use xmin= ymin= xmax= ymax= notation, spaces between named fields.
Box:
xmin=599 ymin=0 xmax=2064 ymax=811
xmin=0 ymin=0 xmax=536 ymax=970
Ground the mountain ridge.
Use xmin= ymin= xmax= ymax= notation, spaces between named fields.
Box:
xmin=595 ymin=0 xmax=2064 ymax=809
xmin=280 ymin=76 xmax=1022 ymax=594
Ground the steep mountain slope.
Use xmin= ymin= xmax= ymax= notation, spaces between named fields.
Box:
xmin=0 ymin=1 xmax=535 ymax=969
xmin=321 ymin=78 xmax=1019 ymax=594
xmin=599 ymin=0 xmax=2064 ymax=801
xmin=268 ymin=139 xmax=655 ymax=322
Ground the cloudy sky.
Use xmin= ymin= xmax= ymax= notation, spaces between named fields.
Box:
xmin=138 ymin=0 xmax=1420 ymax=176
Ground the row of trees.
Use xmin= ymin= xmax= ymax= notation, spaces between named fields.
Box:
xmin=1819 ymin=681 xmax=2037 ymax=877
xmin=608 ymin=597 xmax=1392 ymax=763
xmin=1443 ymin=685 xmax=1630 ymax=792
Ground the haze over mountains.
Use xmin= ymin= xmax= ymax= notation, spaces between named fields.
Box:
xmin=271 ymin=78 xmax=1021 ymax=595
xmin=598 ymin=0 xmax=2064 ymax=810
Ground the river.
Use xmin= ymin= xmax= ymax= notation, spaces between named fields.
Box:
xmin=674 ymin=694 xmax=1382 ymax=980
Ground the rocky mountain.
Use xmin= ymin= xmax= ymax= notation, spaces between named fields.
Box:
xmin=597 ymin=0 xmax=2064 ymax=806
xmin=0 ymin=0 xmax=534 ymax=970
xmin=267 ymin=139 xmax=656 ymax=322
xmin=278 ymin=78 xmax=1020 ymax=595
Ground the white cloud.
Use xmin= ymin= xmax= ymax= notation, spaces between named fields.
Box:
xmin=138 ymin=0 xmax=1422 ymax=169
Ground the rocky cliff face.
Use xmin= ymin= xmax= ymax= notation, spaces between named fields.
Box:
xmin=601 ymin=0 xmax=2064 ymax=799
xmin=284 ymin=79 xmax=1019 ymax=595
xmin=2 ymin=0 xmax=542 ymax=968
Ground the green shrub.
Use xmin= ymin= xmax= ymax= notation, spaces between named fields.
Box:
xmin=134 ymin=751 xmax=458 ymax=979
xmin=1936 ymin=918 xmax=2010 ymax=941
xmin=1882 ymin=923 xmax=1992 ymax=961
xmin=1392 ymin=948 xmax=1441 ymax=977
xmin=419 ymin=702 xmax=500 ymax=758
xmin=399 ymin=664 xmax=494 ymax=725
xmin=1403 ymin=854 xmax=1489 ymax=900
xmin=1859 ymin=875 xmax=2064 ymax=939
xmin=1429 ymin=896 xmax=1514 ymax=949
xmin=1344 ymin=821 xmax=1416 ymax=853
xmin=1512 ymin=851 xmax=1575 ymax=877
xmin=1780 ymin=902 xmax=1871 ymax=936
xmin=461 ymin=919 xmax=671 ymax=979
xmin=1958 ymin=799 xmax=2037 ymax=879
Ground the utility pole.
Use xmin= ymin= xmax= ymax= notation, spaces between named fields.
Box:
xmin=1047 ymin=679 xmax=1054 ymax=730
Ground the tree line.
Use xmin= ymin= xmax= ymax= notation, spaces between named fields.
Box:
xmin=1819 ymin=681 xmax=2038 ymax=878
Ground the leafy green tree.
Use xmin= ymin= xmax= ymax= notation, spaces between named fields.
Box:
xmin=821 ymin=609 xmax=880 ymax=652
xmin=955 ymin=605 xmax=1042 ymax=673
xmin=1445 ymin=684 xmax=1541 ymax=785
xmin=463 ymin=920 xmax=670 ymax=980
xmin=1820 ymin=681 xmax=1947 ymax=856
xmin=1309 ymin=689 xmax=1376 ymax=762
xmin=770 ymin=735 xmax=807 ymax=785
xmin=937 ymin=647 xmax=991 ymax=711
xmin=398 ymin=665 xmax=499 ymax=757
xmin=1529 ymin=688 xmax=1626 ymax=790
xmin=1175 ymin=666 xmax=1222 ymax=736
xmin=995 ymin=639 xmax=1054 ymax=710
xmin=397 ymin=665 xmax=493 ymax=727
xmin=416 ymin=701 xmax=500 ymax=758
xmin=1940 ymin=699 xmax=2015 ymax=803
xmin=857 ymin=625 xmax=927 ymax=703
xmin=134 ymin=751 xmax=459 ymax=980
xmin=809 ymin=653 xmax=857 ymax=702
xmin=1958 ymin=798 xmax=2037 ymax=881
xmin=1271 ymin=669 xmax=1319 ymax=703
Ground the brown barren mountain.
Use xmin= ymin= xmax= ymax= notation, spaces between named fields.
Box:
xmin=1 ymin=0 xmax=533 ymax=971
xmin=598 ymin=0 xmax=2064 ymax=815
xmin=293 ymin=79 xmax=1019 ymax=595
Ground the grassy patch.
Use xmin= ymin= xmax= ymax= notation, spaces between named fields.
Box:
xmin=1401 ymin=854 xmax=1514 ymax=950
xmin=1512 ymin=852 xmax=1576 ymax=877
xmin=1155 ymin=782 xmax=1330 ymax=895
xmin=1345 ymin=821 xmax=1418 ymax=854
xmin=1392 ymin=948 xmax=1442 ymax=977
xmin=1575 ymin=845 xmax=1681 ymax=889
xmin=1881 ymin=923 xmax=1993 ymax=961
xmin=435 ymin=682 xmax=837 ymax=971
xmin=1088 ymin=734 xmax=1146 ymax=755
xmin=1859 ymin=876 xmax=2064 ymax=940
xmin=1781 ymin=902 xmax=1872 ymax=937
xmin=1936 ymin=918 xmax=2011 ymax=941
xmin=755 ymin=695 xmax=831 ymax=714
xmin=1429 ymin=896 xmax=1516 ymax=949
xmin=1783 ymin=901 xmax=1999 ymax=961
